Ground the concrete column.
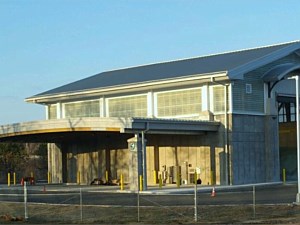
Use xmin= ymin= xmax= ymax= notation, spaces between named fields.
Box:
xmin=202 ymin=85 xmax=208 ymax=111
xmin=147 ymin=91 xmax=154 ymax=118
xmin=100 ymin=97 xmax=105 ymax=117
xmin=47 ymin=143 xmax=52 ymax=180
xmin=57 ymin=102 xmax=62 ymax=119
xmin=265 ymin=115 xmax=280 ymax=182
xmin=48 ymin=143 xmax=63 ymax=183
xmin=45 ymin=105 xmax=49 ymax=120
xmin=105 ymin=149 xmax=110 ymax=181
xmin=141 ymin=131 xmax=147 ymax=190
xmin=127 ymin=135 xmax=143 ymax=191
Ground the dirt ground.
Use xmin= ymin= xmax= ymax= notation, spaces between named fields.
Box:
xmin=1 ymin=202 xmax=300 ymax=224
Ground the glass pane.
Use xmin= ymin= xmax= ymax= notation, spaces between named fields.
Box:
xmin=108 ymin=95 xmax=147 ymax=117
xmin=64 ymin=100 xmax=100 ymax=118
xmin=48 ymin=104 xmax=57 ymax=119
xmin=213 ymin=86 xmax=225 ymax=113
xmin=157 ymin=88 xmax=202 ymax=117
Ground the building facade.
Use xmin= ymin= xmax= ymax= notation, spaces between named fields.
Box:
xmin=1 ymin=41 xmax=300 ymax=189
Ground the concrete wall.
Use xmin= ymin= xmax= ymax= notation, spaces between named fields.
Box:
xmin=63 ymin=138 xmax=129 ymax=184
xmin=146 ymin=133 xmax=225 ymax=185
xmin=230 ymin=114 xmax=280 ymax=184
xmin=264 ymin=115 xmax=280 ymax=182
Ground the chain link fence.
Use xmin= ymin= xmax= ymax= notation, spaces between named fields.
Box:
xmin=0 ymin=183 xmax=300 ymax=224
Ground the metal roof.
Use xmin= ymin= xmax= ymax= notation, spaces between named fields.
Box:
xmin=28 ymin=41 xmax=300 ymax=101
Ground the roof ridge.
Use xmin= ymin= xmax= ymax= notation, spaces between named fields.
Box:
xmin=103 ymin=40 xmax=300 ymax=73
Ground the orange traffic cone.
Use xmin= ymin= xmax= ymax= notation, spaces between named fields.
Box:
xmin=211 ymin=187 xmax=216 ymax=197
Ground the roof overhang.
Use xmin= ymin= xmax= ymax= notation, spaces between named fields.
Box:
xmin=262 ymin=62 xmax=300 ymax=82
xmin=229 ymin=42 xmax=300 ymax=80
xmin=129 ymin=118 xmax=220 ymax=134
xmin=25 ymin=72 xmax=229 ymax=104
xmin=0 ymin=117 xmax=220 ymax=142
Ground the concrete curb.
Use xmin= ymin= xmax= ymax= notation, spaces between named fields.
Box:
xmin=116 ymin=181 xmax=286 ymax=195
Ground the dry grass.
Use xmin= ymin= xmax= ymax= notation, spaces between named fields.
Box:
xmin=1 ymin=202 xmax=300 ymax=224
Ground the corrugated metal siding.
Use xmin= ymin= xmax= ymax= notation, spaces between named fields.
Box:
xmin=232 ymin=77 xmax=264 ymax=113
xmin=232 ymin=53 xmax=300 ymax=113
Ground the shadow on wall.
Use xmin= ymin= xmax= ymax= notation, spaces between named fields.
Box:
xmin=280 ymin=148 xmax=297 ymax=181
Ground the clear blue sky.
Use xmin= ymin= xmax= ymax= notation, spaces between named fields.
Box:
xmin=1 ymin=0 xmax=300 ymax=125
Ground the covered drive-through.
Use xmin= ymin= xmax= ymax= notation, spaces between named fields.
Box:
xmin=0 ymin=117 xmax=220 ymax=190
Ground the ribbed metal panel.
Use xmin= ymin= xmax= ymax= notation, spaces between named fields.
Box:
xmin=29 ymin=42 xmax=300 ymax=100
xmin=232 ymin=53 xmax=300 ymax=113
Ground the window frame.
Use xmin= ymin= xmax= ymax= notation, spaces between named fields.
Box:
xmin=63 ymin=99 xmax=101 ymax=118
xmin=154 ymin=87 xmax=202 ymax=119
xmin=106 ymin=93 xmax=148 ymax=117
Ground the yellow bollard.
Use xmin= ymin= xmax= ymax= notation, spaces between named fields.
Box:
xmin=13 ymin=172 xmax=16 ymax=185
xmin=283 ymin=168 xmax=286 ymax=184
xmin=176 ymin=168 xmax=180 ymax=188
xmin=8 ymin=173 xmax=11 ymax=187
xmin=77 ymin=171 xmax=81 ymax=184
xmin=120 ymin=174 xmax=124 ymax=191
xmin=153 ymin=170 xmax=157 ymax=184
xmin=139 ymin=175 xmax=143 ymax=191
xmin=105 ymin=170 xmax=109 ymax=183
xmin=159 ymin=174 xmax=162 ymax=188
xmin=210 ymin=170 xmax=214 ymax=185
xmin=48 ymin=172 xmax=51 ymax=184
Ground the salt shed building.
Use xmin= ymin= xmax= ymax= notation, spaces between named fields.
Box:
xmin=1 ymin=41 xmax=300 ymax=190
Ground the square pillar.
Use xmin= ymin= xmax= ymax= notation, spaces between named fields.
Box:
xmin=48 ymin=143 xmax=63 ymax=183
xmin=128 ymin=135 xmax=143 ymax=191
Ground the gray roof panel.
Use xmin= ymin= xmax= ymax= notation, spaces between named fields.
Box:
xmin=31 ymin=41 xmax=300 ymax=98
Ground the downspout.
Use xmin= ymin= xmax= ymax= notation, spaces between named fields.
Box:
xmin=142 ymin=122 xmax=150 ymax=190
xmin=224 ymin=84 xmax=230 ymax=185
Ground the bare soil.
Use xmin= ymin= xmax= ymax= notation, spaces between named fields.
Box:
xmin=1 ymin=202 xmax=300 ymax=224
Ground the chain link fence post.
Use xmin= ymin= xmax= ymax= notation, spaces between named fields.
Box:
xmin=24 ymin=181 xmax=28 ymax=221
xmin=80 ymin=188 xmax=83 ymax=222
xmin=194 ymin=183 xmax=198 ymax=222
xmin=253 ymin=185 xmax=256 ymax=218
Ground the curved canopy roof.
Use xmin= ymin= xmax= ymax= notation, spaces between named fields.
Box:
xmin=262 ymin=62 xmax=300 ymax=82
xmin=0 ymin=117 xmax=219 ymax=142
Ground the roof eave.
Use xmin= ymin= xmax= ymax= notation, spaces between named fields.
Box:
xmin=25 ymin=71 xmax=229 ymax=104
xmin=228 ymin=42 xmax=300 ymax=80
